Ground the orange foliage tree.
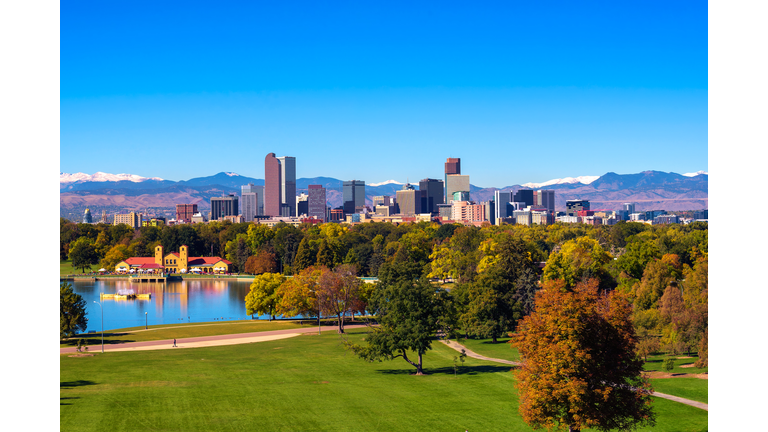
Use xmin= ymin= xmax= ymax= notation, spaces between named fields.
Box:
xmin=514 ymin=278 xmax=655 ymax=432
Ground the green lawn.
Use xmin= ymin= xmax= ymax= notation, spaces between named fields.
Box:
xmin=61 ymin=259 xmax=80 ymax=276
xmin=643 ymin=353 xmax=708 ymax=375
xmin=650 ymin=378 xmax=708 ymax=404
xmin=61 ymin=328 xmax=707 ymax=432
xmin=61 ymin=320 xmax=321 ymax=347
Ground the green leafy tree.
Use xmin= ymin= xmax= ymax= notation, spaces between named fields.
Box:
xmin=244 ymin=273 xmax=285 ymax=320
xmin=100 ymin=244 xmax=132 ymax=270
xmin=225 ymin=235 xmax=252 ymax=273
xmin=275 ymin=266 xmax=323 ymax=318
xmin=542 ymin=236 xmax=612 ymax=290
xmin=293 ymin=237 xmax=317 ymax=273
xmin=347 ymin=279 xmax=453 ymax=375
xmin=68 ymin=237 xmax=99 ymax=273
xmin=316 ymin=238 xmax=335 ymax=269
xmin=515 ymin=278 xmax=655 ymax=432
xmin=60 ymin=282 xmax=88 ymax=339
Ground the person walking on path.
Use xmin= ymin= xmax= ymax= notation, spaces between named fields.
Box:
xmin=173 ymin=338 xmax=177 ymax=347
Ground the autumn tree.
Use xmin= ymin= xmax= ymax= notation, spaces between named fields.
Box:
xmin=100 ymin=244 xmax=132 ymax=270
xmin=317 ymin=264 xmax=362 ymax=333
xmin=244 ymin=273 xmax=285 ymax=320
xmin=245 ymin=249 xmax=278 ymax=275
xmin=515 ymin=278 xmax=655 ymax=432
xmin=275 ymin=266 xmax=323 ymax=318
xmin=348 ymin=279 xmax=453 ymax=375
xmin=542 ymin=237 xmax=612 ymax=290
xmin=61 ymin=282 xmax=88 ymax=339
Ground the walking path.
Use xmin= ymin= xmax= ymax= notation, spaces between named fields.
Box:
xmin=439 ymin=339 xmax=708 ymax=412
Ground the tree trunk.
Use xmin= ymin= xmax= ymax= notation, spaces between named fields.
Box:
xmin=337 ymin=313 xmax=345 ymax=333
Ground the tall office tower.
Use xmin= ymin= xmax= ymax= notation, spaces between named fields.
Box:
xmin=483 ymin=200 xmax=495 ymax=223
xmin=494 ymin=191 xmax=512 ymax=225
xmin=176 ymin=204 xmax=199 ymax=223
xmin=83 ymin=208 xmax=92 ymax=224
xmin=242 ymin=183 xmax=264 ymax=217
xmin=623 ymin=202 xmax=635 ymax=214
xmin=372 ymin=195 xmax=393 ymax=207
xmin=446 ymin=174 xmax=470 ymax=204
xmin=533 ymin=190 xmax=556 ymax=214
xmin=514 ymin=189 xmax=534 ymax=207
xmin=264 ymin=153 xmax=282 ymax=216
xmin=418 ymin=178 xmax=444 ymax=214
xmin=296 ymin=193 xmax=309 ymax=216
xmin=566 ymin=200 xmax=590 ymax=217
xmin=343 ymin=180 xmax=366 ymax=214
xmin=396 ymin=184 xmax=421 ymax=215
xmin=277 ymin=156 xmax=296 ymax=216
xmin=241 ymin=183 xmax=258 ymax=222
xmin=444 ymin=158 xmax=461 ymax=203
xmin=308 ymin=185 xmax=327 ymax=221
xmin=452 ymin=191 xmax=470 ymax=202
xmin=211 ymin=194 xmax=239 ymax=220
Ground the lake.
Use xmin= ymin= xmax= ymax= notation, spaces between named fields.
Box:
xmin=69 ymin=279 xmax=265 ymax=332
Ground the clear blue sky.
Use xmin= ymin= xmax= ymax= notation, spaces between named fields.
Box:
xmin=60 ymin=1 xmax=707 ymax=188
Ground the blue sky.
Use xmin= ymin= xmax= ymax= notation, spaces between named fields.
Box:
xmin=60 ymin=1 xmax=707 ymax=187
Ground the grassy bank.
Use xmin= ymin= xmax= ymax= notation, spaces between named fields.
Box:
xmin=61 ymin=328 xmax=707 ymax=432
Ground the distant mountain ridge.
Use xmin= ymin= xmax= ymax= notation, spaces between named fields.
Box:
xmin=60 ymin=170 xmax=708 ymax=216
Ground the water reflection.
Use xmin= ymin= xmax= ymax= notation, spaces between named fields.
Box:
xmin=71 ymin=279 xmax=260 ymax=332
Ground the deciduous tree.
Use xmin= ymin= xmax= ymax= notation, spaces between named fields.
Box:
xmin=245 ymin=273 xmax=285 ymax=320
xmin=515 ymin=278 xmax=655 ymax=432
xmin=317 ymin=264 xmax=361 ymax=333
xmin=69 ymin=237 xmax=99 ymax=273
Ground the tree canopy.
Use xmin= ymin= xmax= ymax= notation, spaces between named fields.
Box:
xmin=60 ymin=282 xmax=88 ymax=339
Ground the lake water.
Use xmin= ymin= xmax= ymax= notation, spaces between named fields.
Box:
xmin=70 ymin=279 xmax=266 ymax=332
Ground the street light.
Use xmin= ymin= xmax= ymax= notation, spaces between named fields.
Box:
xmin=93 ymin=301 xmax=104 ymax=353
xmin=145 ymin=312 xmax=148 ymax=330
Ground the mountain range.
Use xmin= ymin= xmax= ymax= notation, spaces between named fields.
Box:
xmin=60 ymin=170 xmax=708 ymax=219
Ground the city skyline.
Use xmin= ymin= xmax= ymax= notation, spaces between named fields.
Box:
xmin=60 ymin=2 xmax=707 ymax=187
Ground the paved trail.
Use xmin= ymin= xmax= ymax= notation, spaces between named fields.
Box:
xmin=439 ymin=339 xmax=708 ymax=412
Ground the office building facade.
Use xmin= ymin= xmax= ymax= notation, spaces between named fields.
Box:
xmin=566 ymin=200 xmax=590 ymax=217
xmin=396 ymin=184 xmax=421 ymax=216
xmin=241 ymin=183 xmax=258 ymax=222
xmin=446 ymin=174 xmax=470 ymax=204
xmin=176 ymin=204 xmax=198 ymax=223
xmin=211 ymin=194 xmax=239 ymax=221
xmin=114 ymin=212 xmax=143 ymax=229
xmin=418 ymin=178 xmax=444 ymax=214
xmin=277 ymin=156 xmax=296 ymax=216
xmin=264 ymin=153 xmax=282 ymax=216
xmin=444 ymin=157 xmax=460 ymax=203
xmin=533 ymin=190 xmax=555 ymax=214
xmin=494 ymin=191 xmax=512 ymax=225
xmin=343 ymin=180 xmax=366 ymax=214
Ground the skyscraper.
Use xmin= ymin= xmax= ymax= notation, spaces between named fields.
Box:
xmin=419 ymin=178 xmax=444 ymax=214
xmin=446 ymin=174 xmax=470 ymax=204
xmin=514 ymin=189 xmax=534 ymax=207
xmin=241 ymin=183 xmax=258 ymax=222
xmin=533 ymin=190 xmax=556 ymax=214
xmin=211 ymin=194 xmax=239 ymax=220
xmin=264 ymin=153 xmax=282 ymax=217
xmin=343 ymin=180 xmax=365 ymax=214
xmin=396 ymin=183 xmax=421 ymax=216
xmin=176 ymin=204 xmax=198 ymax=223
xmin=494 ymin=191 xmax=512 ymax=225
xmin=308 ymin=185 xmax=326 ymax=221
xmin=277 ymin=156 xmax=296 ymax=216
xmin=444 ymin=157 xmax=461 ymax=203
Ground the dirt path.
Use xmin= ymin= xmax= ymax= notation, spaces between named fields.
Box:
xmin=60 ymin=324 xmax=366 ymax=355
xmin=439 ymin=339 xmax=708 ymax=412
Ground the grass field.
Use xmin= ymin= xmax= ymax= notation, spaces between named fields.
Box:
xmin=457 ymin=336 xmax=520 ymax=362
xmin=61 ymin=259 xmax=80 ymax=276
xmin=643 ymin=353 xmax=708 ymax=375
xmin=60 ymin=320 xmax=321 ymax=347
xmin=61 ymin=328 xmax=707 ymax=432
xmin=651 ymin=378 xmax=708 ymax=404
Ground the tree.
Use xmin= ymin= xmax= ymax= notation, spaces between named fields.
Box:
xmin=244 ymin=273 xmax=285 ymax=320
xmin=100 ymin=244 xmax=132 ymax=270
xmin=514 ymin=278 xmax=655 ymax=432
xmin=69 ymin=237 xmax=99 ymax=273
xmin=317 ymin=264 xmax=362 ymax=333
xmin=61 ymin=282 xmax=88 ymax=339
xmin=293 ymin=237 xmax=317 ymax=273
xmin=245 ymin=249 xmax=278 ymax=275
xmin=542 ymin=237 xmax=612 ymax=290
xmin=348 ymin=279 xmax=453 ymax=375
xmin=275 ymin=266 xmax=323 ymax=318
xmin=225 ymin=235 xmax=251 ymax=273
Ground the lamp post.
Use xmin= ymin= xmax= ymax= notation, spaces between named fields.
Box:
xmin=93 ymin=301 xmax=104 ymax=353
xmin=145 ymin=312 xmax=148 ymax=330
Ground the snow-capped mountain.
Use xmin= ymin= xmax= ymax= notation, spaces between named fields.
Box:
xmin=60 ymin=172 xmax=165 ymax=184
xmin=368 ymin=179 xmax=404 ymax=187
xmin=521 ymin=176 xmax=600 ymax=189
xmin=683 ymin=171 xmax=708 ymax=177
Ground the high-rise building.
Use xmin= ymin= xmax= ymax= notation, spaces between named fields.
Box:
xmin=83 ymin=208 xmax=92 ymax=224
xmin=623 ymin=203 xmax=636 ymax=214
xmin=533 ymin=190 xmax=556 ymax=214
xmin=566 ymin=200 xmax=590 ymax=217
xmin=264 ymin=153 xmax=282 ymax=216
xmin=242 ymin=183 xmax=263 ymax=220
xmin=444 ymin=157 xmax=461 ymax=203
xmin=277 ymin=156 xmax=296 ymax=216
xmin=494 ymin=191 xmax=512 ymax=225
xmin=446 ymin=174 xmax=470 ymax=204
xmin=419 ymin=178 xmax=444 ymax=214
xmin=241 ymin=192 xmax=257 ymax=223
xmin=514 ymin=189 xmax=534 ymax=207
xmin=308 ymin=185 xmax=326 ymax=222
xmin=396 ymin=183 xmax=421 ymax=216
xmin=296 ymin=193 xmax=309 ymax=217
xmin=343 ymin=180 xmax=366 ymax=214
xmin=176 ymin=204 xmax=198 ymax=223
xmin=451 ymin=201 xmax=485 ymax=222
xmin=114 ymin=212 xmax=142 ymax=229
xmin=211 ymin=194 xmax=239 ymax=220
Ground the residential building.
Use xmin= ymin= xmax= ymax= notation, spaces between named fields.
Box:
xmin=308 ymin=185 xmax=327 ymax=222
xmin=114 ymin=212 xmax=142 ymax=229
xmin=343 ymin=180 xmax=366 ymax=214
xmin=176 ymin=204 xmax=198 ymax=223
xmin=211 ymin=194 xmax=239 ymax=221
xmin=451 ymin=201 xmax=485 ymax=222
